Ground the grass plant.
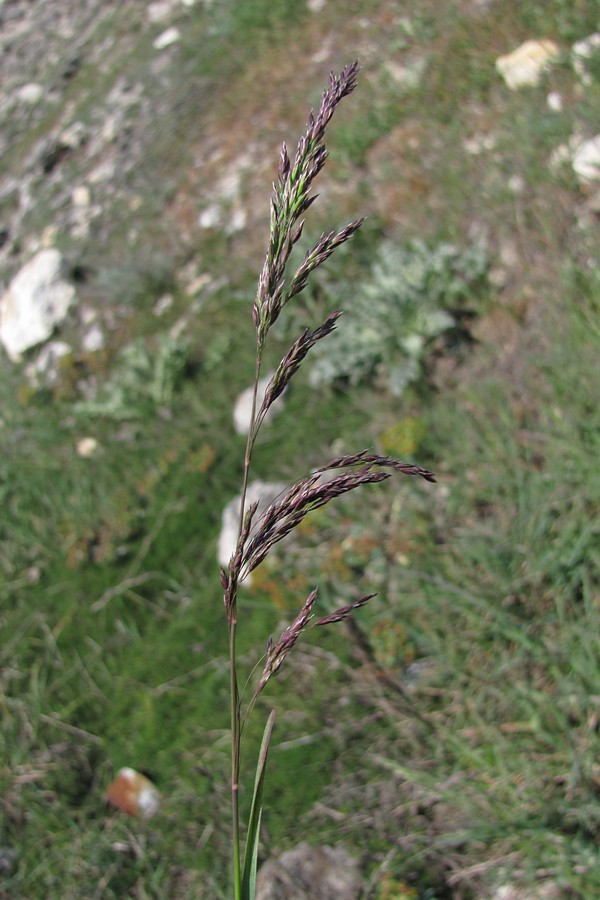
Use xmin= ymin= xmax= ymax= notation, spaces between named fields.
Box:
xmin=219 ymin=62 xmax=435 ymax=898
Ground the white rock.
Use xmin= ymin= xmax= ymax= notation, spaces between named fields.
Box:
xmin=82 ymin=324 xmax=105 ymax=352
xmin=217 ymin=153 xmax=251 ymax=201
xmin=572 ymin=33 xmax=600 ymax=86
xmin=546 ymin=91 xmax=563 ymax=111
xmin=384 ymin=56 xmax=426 ymax=90
xmin=198 ymin=151 xmax=253 ymax=231
xmin=60 ymin=121 xmax=87 ymax=150
xmin=463 ymin=132 xmax=496 ymax=155
xmin=225 ymin=203 xmax=247 ymax=235
xmin=233 ymin=374 xmax=286 ymax=435
xmin=256 ymin=843 xmax=361 ymax=900
xmin=148 ymin=1 xmax=177 ymax=23
xmin=184 ymin=273 xmax=211 ymax=296
xmin=80 ymin=306 xmax=98 ymax=326
xmin=100 ymin=115 xmax=117 ymax=144
xmin=153 ymin=294 xmax=174 ymax=315
xmin=307 ymin=0 xmax=326 ymax=10
xmin=25 ymin=340 xmax=71 ymax=385
xmin=507 ymin=174 xmax=525 ymax=194
xmin=72 ymin=185 xmax=91 ymax=207
xmin=76 ymin=437 xmax=99 ymax=458
xmin=153 ymin=27 xmax=180 ymax=49
xmin=198 ymin=204 xmax=221 ymax=229
xmin=218 ymin=481 xmax=286 ymax=584
xmin=0 ymin=250 xmax=76 ymax=361
xmin=495 ymin=40 xmax=560 ymax=90
xmin=572 ymin=135 xmax=600 ymax=183
xmin=88 ymin=159 xmax=115 ymax=184
xmin=17 ymin=83 xmax=44 ymax=105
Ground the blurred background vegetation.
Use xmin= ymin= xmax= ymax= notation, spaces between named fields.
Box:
xmin=1 ymin=0 xmax=599 ymax=897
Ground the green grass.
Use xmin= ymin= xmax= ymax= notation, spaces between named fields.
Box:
xmin=266 ymin=262 xmax=600 ymax=895
xmin=2 ymin=0 xmax=600 ymax=896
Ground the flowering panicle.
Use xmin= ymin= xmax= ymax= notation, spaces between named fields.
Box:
xmin=253 ymin=589 xmax=319 ymax=698
xmin=316 ymin=449 xmax=437 ymax=483
xmin=252 ymin=61 xmax=362 ymax=348
xmin=223 ymin=500 xmax=259 ymax=622
xmin=287 ymin=219 xmax=364 ymax=301
xmin=316 ymin=593 xmax=377 ymax=625
xmin=237 ymin=452 xmax=434 ymax=582
xmin=256 ymin=310 xmax=342 ymax=427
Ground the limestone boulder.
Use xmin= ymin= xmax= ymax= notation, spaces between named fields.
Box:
xmin=0 ymin=249 xmax=75 ymax=361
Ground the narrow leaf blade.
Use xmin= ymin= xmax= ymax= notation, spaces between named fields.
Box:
xmin=241 ymin=709 xmax=276 ymax=900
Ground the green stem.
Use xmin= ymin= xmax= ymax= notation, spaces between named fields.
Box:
xmin=231 ymin=340 xmax=263 ymax=899
xmin=238 ymin=346 xmax=264 ymax=533
xmin=230 ymin=624 xmax=241 ymax=900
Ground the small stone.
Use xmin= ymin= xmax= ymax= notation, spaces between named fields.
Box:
xmin=546 ymin=91 xmax=563 ymax=111
xmin=82 ymin=324 xmax=105 ymax=352
xmin=507 ymin=174 xmax=525 ymax=194
xmin=184 ymin=273 xmax=211 ymax=296
xmin=572 ymin=135 xmax=600 ymax=183
xmin=148 ymin=1 xmax=176 ymax=23
xmin=88 ymin=160 xmax=115 ymax=184
xmin=16 ymin=83 xmax=44 ymax=105
xmin=72 ymin=186 xmax=91 ymax=207
xmin=76 ymin=437 xmax=99 ymax=458
xmin=572 ymin=32 xmax=600 ymax=86
xmin=60 ymin=121 xmax=87 ymax=150
xmin=111 ymin=841 xmax=131 ymax=853
xmin=495 ymin=40 xmax=560 ymax=90
xmin=226 ymin=203 xmax=247 ymax=235
xmin=153 ymin=27 xmax=180 ymax=49
xmin=81 ymin=306 xmax=98 ymax=326
xmin=25 ymin=340 xmax=71 ymax=386
xmin=100 ymin=115 xmax=117 ymax=144
xmin=256 ymin=842 xmax=362 ymax=900
xmin=198 ymin=204 xmax=221 ymax=229
xmin=107 ymin=768 xmax=160 ymax=819
xmin=153 ymin=294 xmax=174 ymax=315
xmin=463 ymin=132 xmax=496 ymax=155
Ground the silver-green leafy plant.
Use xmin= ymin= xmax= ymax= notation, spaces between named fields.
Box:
xmin=75 ymin=333 xmax=189 ymax=420
xmin=220 ymin=63 xmax=436 ymax=900
xmin=309 ymin=237 xmax=489 ymax=395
